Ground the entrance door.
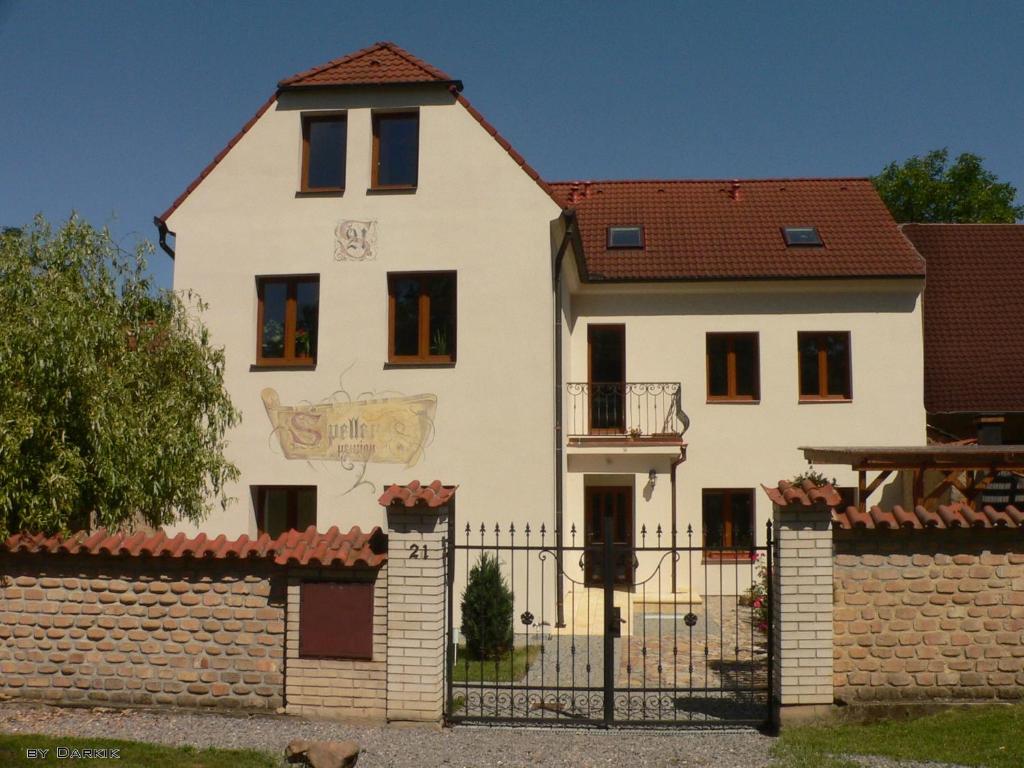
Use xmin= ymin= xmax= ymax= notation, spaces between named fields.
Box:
xmin=588 ymin=325 xmax=625 ymax=434
xmin=584 ymin=486 xmax=634 ymax=586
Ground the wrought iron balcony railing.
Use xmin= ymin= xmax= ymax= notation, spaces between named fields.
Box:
xmin=566 ymin=382 xmax=684 ymax=439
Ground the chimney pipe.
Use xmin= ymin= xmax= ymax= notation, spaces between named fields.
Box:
xmin=729 ymin=180 xmax=741 ymax=201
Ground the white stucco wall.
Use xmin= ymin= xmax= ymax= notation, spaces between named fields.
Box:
xmin=564 ymin=278 xmax=926 ymax=594
xmin=167 ymin=85 xmax=562 ymax=537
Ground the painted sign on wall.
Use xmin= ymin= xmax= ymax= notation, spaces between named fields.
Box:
xmin=261 ymin=388 xmax=436 ymax=467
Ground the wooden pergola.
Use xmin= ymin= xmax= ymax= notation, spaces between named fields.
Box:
xmin=800 ymin=445 xmax=1024 ymax=511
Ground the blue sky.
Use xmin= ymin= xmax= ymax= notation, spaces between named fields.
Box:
xmin=2 ymin=1 xmax=1022 ymax=290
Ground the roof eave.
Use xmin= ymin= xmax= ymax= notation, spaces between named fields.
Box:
xmin=580 ymin=272 xmax=927 ymax=284
xmin=276 ymin=79 xmax=464 ymax=92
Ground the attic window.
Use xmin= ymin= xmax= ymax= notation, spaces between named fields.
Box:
xmin=607 ymin=226 xmax=644 ymax=249
xmin=782 ymin=227 xmax=823 ymax=247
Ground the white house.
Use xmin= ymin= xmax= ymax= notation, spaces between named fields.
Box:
xmin=156 ymin=42 xmax=927 ymax=604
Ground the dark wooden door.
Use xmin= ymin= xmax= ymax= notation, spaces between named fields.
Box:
xmin=584 ymin=486 xmax=634 ymax=587
xmin=588 ymin=325 xmax=625 ymax=434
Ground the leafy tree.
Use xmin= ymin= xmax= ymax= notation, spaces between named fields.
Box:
xmin=0 ymin=216 xmax=240 ymax=537
xmin=460 ymin=553 xmax=514 ymax=659
xmin=873 ymin=148 xmax=1023 ymax=223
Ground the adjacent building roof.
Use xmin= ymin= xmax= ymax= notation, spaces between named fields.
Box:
xmin=762 ymin=480 xmax=1024 ymax=530
xmin=549 ymin=179 xmax=926 ymax=281
xmin=901 ymin=224 xmax=1024 ymax=414
xmin=2 ymin=526 xmax=387 ymax=568
xmin=278 ymin=41 xmax=460 ymax=89
xmin=378 ymin=480 xmax=457 ymax=508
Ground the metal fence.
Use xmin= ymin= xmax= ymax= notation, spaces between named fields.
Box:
xmin=445 ymin=520 xmax=774 ymax=728
xmin=565 ymin=382 xmax=683 ymax=437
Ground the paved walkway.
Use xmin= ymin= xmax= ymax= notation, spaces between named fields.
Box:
xmin=453 ymin=596 xmax=769 ymax=724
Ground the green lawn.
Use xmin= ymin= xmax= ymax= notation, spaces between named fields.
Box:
xmin=774 ymin=703 xmax=1024 ymax=768
xmin=0 ymin=734 xmax=276 ymax=768
xmin=451 ymin=645 xmax=541 ymax=682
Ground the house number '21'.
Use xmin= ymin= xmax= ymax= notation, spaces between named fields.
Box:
xmin=409 ymin=543 xmax=429 ymax=559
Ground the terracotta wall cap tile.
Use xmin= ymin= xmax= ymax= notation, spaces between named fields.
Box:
xmin=913 ymin=506 xmax=942 ymax=528
xmin=891 ymin=506 xmax=922 ymax=529
xmin=3 ymin=524 xmax=387 ymax=569
xmin=378 ymin=480 xmax=457 ymax=508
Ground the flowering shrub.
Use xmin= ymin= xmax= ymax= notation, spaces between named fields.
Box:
xmin=740 ymin=553 xmax=770 ymax=634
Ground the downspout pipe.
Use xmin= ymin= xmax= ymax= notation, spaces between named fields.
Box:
xmin=153 ymin=217 xmax=176 ymax=260
xmin=670 ymin=449 xmax=685 ymax=594
xmin=552 ymin=210 xmax=576 ymax=629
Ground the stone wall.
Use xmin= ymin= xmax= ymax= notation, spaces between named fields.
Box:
xmin=0 ymin=555 xmax=286 ymax=709
xmin=834 ymin=531 xmax=1024 ymax=702
xmin=285 ymin=566 xmax=388 ymax=719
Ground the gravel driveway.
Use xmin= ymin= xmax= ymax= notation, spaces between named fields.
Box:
xmin=1 ymin=701 xmax=776 ymax=767
xmin=1 ymin=701 xmax=973 ymax=768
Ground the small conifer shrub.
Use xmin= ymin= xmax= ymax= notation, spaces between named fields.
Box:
xmin=460 ymin=553 xmax=514 ymax=659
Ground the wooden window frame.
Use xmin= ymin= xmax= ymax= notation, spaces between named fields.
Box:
xmin=706 ymin=332 xmax=760 ymax=402
xmin=387 ymin=271 xmax=456 ymax=365
xmin=255 ymin=275 xmax=319 ymax=368
xmin=253 ymin=485 xmax=317 ymax=536
xmin=702 ymin=488 xmax=756 ymax=561
xmin=798 ymin=331 xmax=852 ymax=402
xmin=371 ymin=111 xmax=419 ymax=191
xmin=300 ymin=113 xmax=347 ymax=193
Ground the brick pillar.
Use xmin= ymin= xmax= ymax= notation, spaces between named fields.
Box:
xmin=385 ymin=504 xmax=449 ymax=723
xmin=772 ymin=502 xmax=834 ymax=723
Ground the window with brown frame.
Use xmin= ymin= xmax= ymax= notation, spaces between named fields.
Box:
xmin=387 ymin=272 xmax=456 ymax=364
xmin=372 ymin=111 xmax=419 ymax=189
xmin=798 ymin=331 xmax=852 ymax=400
xmin=702 ymin=489 xmax=755 ymax=557
xmin=707 ymin=333 xmax=760 ymax=401
xmin=256 ymin=276 xmax=319 ymax=366
xmin=301 ymin=114 xmax=347 ymax=192
xmin=253 ymin=486 xmax=317 ymax=538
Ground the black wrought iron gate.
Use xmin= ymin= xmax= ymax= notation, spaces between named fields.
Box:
xmin=444 ymin=513 xmax=774 ymax=728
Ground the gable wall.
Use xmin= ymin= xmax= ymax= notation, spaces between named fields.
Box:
xmin=168 ymin=85 xmax=562 ymax=536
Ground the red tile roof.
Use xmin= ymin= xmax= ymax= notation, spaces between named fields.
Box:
xmin=378 ymin=480 xmax=456 ymax=508
xmin=2 ymin=526 xmax=387 ymax=568
xmin=901 ymin=224 xmax=1024 ymax=413
xmin=279 ymin=41 xmax=458 ymax=88
xmin=550 ymin=179 xmax=926 ymax=281
xmin=833 ymin=503 xmax=1023 ymax=530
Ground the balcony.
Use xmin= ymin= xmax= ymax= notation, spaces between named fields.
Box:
xmin=566 ymin=382 xmax=686 ymax=449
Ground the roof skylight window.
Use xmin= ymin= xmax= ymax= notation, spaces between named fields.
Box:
xmin=782 ymin=227 xmax=823 ymax=247
xmin=607 ymin=226 xmax=644 ymax=249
